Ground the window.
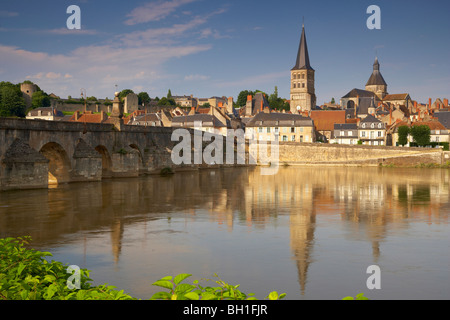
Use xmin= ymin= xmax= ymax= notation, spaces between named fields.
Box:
xmin=291 ymin=135 xmax=296 ymax=141
xmin=300 ymin=136 xmax=304 ymax=142
xmin=282 ymin=135 xmax=287 ymax=141
xmin=371 ymin=123 xmax=375 ymax=128
xmin=258 ymin=127 xmax=263 ymax=133
xmin=436 ymin=136 xmax=440 ymax=142
xmin=267 ymin=127 xmax=271 ymax=133
xmin=361 ymin=131 xmax=366 ymax=137
xmin=290 ymin=127 xmax=296 ymax=133
xmin=378 ymin=123 xmax=382 ymax=128
xmin=362 ymin=123 xmax=366 ymax=128
xmin=274 ymin=127 xmax=279 ymax=133
xmin=378 ymin=131 xmax=382 ymax=137
xmin=348 ymin=131 xmax=353 ymax=136
xmin=302 ymin=83 xmax=305 ymax=88
xmin=340 ymin=131 xmax=344 ymax=136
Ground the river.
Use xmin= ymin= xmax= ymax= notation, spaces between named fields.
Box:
xmin=0 ymin=166 xmax=449 ymax=300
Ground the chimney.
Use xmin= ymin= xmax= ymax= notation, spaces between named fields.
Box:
xmin=75 ymin=111 xmax=80 ymax=121
xmin=247 ymin=95 xmax=252 ymax=102
xmin=429 ymin=98 xmax=432 ymax=110
xmin=389 ymin=108 xmax=392 ymax=125
xmin=356 ymin=95 xmax=359 ymax=107
xmin=444 ymin=98 xmax=449 ymax=108
xmin=260 ymin=100 xmax=263 ymax=112
xmin=414 ymin=101 xmax=417 ymax=112
xmin=218 ymin=102 xmax=223 ymax=109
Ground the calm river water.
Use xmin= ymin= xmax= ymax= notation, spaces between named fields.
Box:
xmin=0 ymin=166 xmax=449 ymax=300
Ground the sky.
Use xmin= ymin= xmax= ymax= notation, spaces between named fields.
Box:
xmin=0 ymin=0 xmax=449 ymax=105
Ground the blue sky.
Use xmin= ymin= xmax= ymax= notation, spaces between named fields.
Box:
xmin=0 ymin=0 xmax=449 ymax=105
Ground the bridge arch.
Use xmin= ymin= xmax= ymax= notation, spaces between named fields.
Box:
xmin=95 ymin=145 xmax=112 ymax=178
xmin=129 ymin=143 xmax=145 ymax=175
xmin=39 ymin=142 xmax=71 ymax=185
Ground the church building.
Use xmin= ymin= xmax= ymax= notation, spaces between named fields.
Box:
xmin=290 ymin=24 xmax=316 ymax=114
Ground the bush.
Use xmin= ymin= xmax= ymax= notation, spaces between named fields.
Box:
xmin=150 ymin=273 xmax=286 ymax=301
xmin=0 ymin=237 xmax=135 ymax=300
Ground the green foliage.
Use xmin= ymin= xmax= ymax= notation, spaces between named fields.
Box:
xmin=0 ymin=237 xmax=135 ymax=300
xmin=118 ymin=89 xmax=134 ymax=102
xmin=0 ymin=82 xmax=26 ymax=117
xmin=398 ymin=125 xmax=410 ymax=146
xmin=31 ymin=91 xmax=51 ymax=109
xmin=150 ymin=273 xmax=286 ymax=301
xmin=236 ymin=90 xmax=254 ymax=107
xmin=342 ymin=293 xmax=370 ymax=300
xmin=157 ymin=97 xmax=176 ymax=106
xmin=167 ymin=89 xmax=172 ymax=98
xmin=410 ymin=125 xmax=431 ymax=147
xmin=138 ymin=92 xmax=151 ymax=105
xmin=268 ymin=86 xmax=290 ymax=112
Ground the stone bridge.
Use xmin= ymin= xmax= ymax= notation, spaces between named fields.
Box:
xmin=0 ymin=117 xmax=211 ymax=191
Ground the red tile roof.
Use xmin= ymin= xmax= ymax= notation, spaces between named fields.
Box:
xmin=310 ymin=110 xmax=347 ymax=131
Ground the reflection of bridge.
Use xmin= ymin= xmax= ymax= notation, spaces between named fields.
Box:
xmin=0 ymin=117 xmax=182 ymax=190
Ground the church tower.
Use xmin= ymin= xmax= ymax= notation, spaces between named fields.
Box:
xmin=365 ymin=57 xmax=388 ymax=100
xmin=290 ymin=23 xmax=316 ymax=114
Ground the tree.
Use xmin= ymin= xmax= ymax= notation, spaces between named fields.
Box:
xmin=157 ymin=97 xmax=175 ymax=106
xmin=0 ymin=82 xmax=26 ymax=117
xmin=410 ymin=125 xmax=431 ymax=147
xmin=31 ymin=91 xmax=51 ymax=109
xmin=398 ymin=125 xmax=410 ymax=146
xmin=138 ymin=92 xmax=151 ymax=106
xmin=167 ymin=89 xmax=172 ymax=99
xmin=119 ymin=89 xmax=134 ymax=102
xmin=331 ymin=97 xmax=336 ymax=104
xmin=236 ymin=90 xmax=254 ymax=107
xmin=268 ymin=86 xmax=290 ymax=112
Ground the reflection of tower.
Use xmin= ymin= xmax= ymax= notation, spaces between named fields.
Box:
xmin=111 ymin=219 xmax=124 ymax=266
xmin=290 ymin=209 xmax=315 ymax=295
xmin=289 ymin=183 xmax=316 ymax=296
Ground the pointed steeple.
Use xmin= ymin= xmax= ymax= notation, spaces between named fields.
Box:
xmin=292 ymin=24 xmax=314 ymax=71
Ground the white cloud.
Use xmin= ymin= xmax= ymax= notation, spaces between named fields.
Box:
xmin=124 ymin=0 xmax=198 ymax=25
xmin=184 ymin=74 xmax=210 ymax=81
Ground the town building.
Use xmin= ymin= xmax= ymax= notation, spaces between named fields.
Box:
xmin=290 ymin=24 xmax=316 ymax=114
xmin=26 ymin=107 xmax=64 ymax=121
xmin=245 ymin=112 xmax=315 ymax=143
xmin=331 ymin=123 xmax=359 ymax=145
xmin=309 ymin=110 xmax=348 ymax=142
xmin=390 ymin=120 xmax=449 ymax=146
xmin=171 ymin=113 xmax=229 ymax=136
xmin=358 ymin=114 xmax=386 ymax=146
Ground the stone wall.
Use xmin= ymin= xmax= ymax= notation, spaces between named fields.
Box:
xmin=278 ymin=142 xmax=443 ymax=166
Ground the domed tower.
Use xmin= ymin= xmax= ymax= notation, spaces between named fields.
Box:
xmin=20 ymin=82 xmax=38 ymax=108
xmin=365 ymin=57 xmax=387 ymax=100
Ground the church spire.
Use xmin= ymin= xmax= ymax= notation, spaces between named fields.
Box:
xmin=292 ymin=24 xmax=314 ymax=71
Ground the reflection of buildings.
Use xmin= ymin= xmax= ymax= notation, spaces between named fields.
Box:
xmin=0 ymin=166 xmax=448 ymax=296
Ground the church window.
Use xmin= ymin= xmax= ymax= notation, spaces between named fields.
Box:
xmin=302 ymin=83 xmax=305 ymax=88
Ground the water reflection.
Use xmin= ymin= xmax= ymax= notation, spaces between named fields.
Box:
xmin=0 ymin=166 xmax=448 ymax=299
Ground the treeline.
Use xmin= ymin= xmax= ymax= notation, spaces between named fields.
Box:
xmin=0 ymin=80 xmax=50 ymax=118
xmin=236 ymin=86 xmax=290 ymax=111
